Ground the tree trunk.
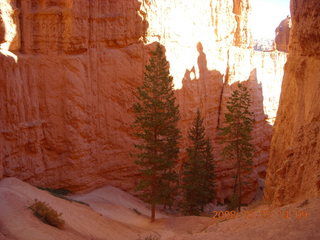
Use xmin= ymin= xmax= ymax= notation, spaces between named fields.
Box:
xmin=151 ymin=203 xmax=156 ymax=222
xmin=236 ymin=119 xmax=241 ymax=212
xmin=237 ymin=154 xmax=241 ymax=212
xmin=239 ymin=172 xmax=242 ymax=212
xmin=238 ymin=177 xmax=241 ymax=212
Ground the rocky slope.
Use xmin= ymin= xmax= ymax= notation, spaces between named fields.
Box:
xmin=265 ymin=0 xmax=320 ymax=206
xmin=0 ymin=0 xmax=286 ymax=203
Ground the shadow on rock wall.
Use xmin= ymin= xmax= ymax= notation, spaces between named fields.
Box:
xmin=1 ymin=0 xmax=273 ymax=206
xmin=175 ymin=42 xmax=272 ymax=204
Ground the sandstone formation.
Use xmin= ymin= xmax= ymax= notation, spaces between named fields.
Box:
xmin=0 ymin=0 xmax=286 ymax=204
xmin=265 ymin=0 xmax=320 ymax=206
xmin=176 ymin=48 xmax=287 ymax=203
xmin=0 ymin=0 xmax=148 ymax=191
xmin=275 ymin=16 xmax=291 ymax=52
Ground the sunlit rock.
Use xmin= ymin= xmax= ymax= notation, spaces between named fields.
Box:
xmin=275 ymin=16 xmax=291 ymax=52
xmin=265 ymin=0 xmax=320 ymax=206
xmin=0 ymin=0 xmax=287 ymax=204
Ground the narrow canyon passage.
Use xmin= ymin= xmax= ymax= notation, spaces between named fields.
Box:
xmin=0 ymin=0 xmax=287 ymax=204
xmin=0 ymin=0 xmax=319 ymax=239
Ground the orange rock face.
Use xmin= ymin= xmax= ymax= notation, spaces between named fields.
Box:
xmin=275 ymin=17 xmax=291 ymax=52
xmin=176 ymin=47 xmax=287 ymax=204
xmin=265 ymin=0 xmax=320 ymax=206
xmin=0 ymin=0 xmax=147 ymax=191
xmin=0 ymin=0 xmax=286 ymax=204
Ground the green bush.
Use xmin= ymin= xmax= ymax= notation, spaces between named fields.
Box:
xmin=29 ymin=199 xmax=65 ymax=229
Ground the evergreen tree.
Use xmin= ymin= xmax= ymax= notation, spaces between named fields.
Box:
xmin=132 ymin=43 xmax=181 ymax=222
xmin=182 ymin=109 xmax=215 ymax=215
xmin=201 ymin=138 xmax=215 ymax=210
xmin=219 ymin=83 xmax=255 ymax=212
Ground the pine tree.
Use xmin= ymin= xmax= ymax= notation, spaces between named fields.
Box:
xmin=132 ymin=43 xmax=181 ymax=222
xmin=219 ymin=83 xmax=255 ymax=212
xmin=182 ymin=109 xmax=215 ymax=215
xmin=201 ymin=138 xmax=215 ymax=210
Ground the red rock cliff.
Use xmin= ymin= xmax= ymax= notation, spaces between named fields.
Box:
xmin=265 ymin=0 xmax=320 ymax=205
xmin=275 ymin=16 xmax=291 ymax=52
xmin=1 ymin=0 xmax=148 ymax=190
xmin=0 ymin=0 xmax=286 ymax=203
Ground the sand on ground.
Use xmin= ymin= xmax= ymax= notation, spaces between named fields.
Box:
xmin=0 ymin=177 xmax=319 ymax=240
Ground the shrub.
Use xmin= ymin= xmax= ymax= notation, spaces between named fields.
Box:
xmin=29 ymin=199 xmax=65 ymax=229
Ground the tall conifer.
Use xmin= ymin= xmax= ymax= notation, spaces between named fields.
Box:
xmin=132 ymin=43 xmax=181 ymax=222
xmin=201 ymin=138 xmax=215 ymax=210
xmin=182 ymin=110 xmax=215 ymax=215
xmin=219 ymin=83 xmax=255 ymax=211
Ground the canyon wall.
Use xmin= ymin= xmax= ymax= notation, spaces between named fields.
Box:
xmin=265 ymin=0 xmax=320 ymax=206
xmin=0 ymin=0 xmax=286 ymax=203
xmin=0 ymin=0 xmax=148 ymax=191
xmin=175 ymin=47 xmax=287 ymax=203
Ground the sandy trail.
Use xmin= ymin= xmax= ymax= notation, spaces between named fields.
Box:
xmin=70 ymin=185 xmax=167 ymax=228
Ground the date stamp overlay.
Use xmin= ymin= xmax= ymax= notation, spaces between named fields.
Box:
xmin=212 ymin=209 xmax=309 ymax=220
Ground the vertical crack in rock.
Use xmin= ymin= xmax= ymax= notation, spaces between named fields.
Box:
xmin=216 ymin=49 xmax=230 ymax=130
